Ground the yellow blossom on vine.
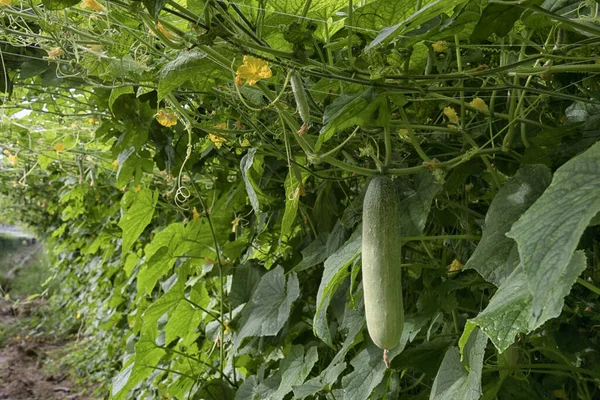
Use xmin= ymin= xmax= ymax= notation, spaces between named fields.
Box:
xmin=432 ymin=41 xmax=448 ymax=53
xmin=76 ymin=312 xmax=81 ymax=319
xmin=224 ymin=320 xmax=231 ymax=335
xmin=53 ymin=142 xmax=65 ymax=152
xmin=3 ymin=149 xmax=10 ymax=155
xmin=7 ymin=154 xmax=18 ymax=166
xmin=443 ymin=106 xmax=459 ymax=124
xmin=236 ymin=56 xmax=272 ymax=86
xmin=192 ymin=207 xmax=200 ymax=221
xmin=133 ymin=185 xmax=142 ymax=193
xmin=81 ymin=0 xmax=105 ymax=12
xmin=448 ymin=259 xmax=463 ymax=273
xmin=209 ymin=134 xmax=227 ymax=148
xmin=470 ymin=97 xmax=488 ymax=112
xmin=0 ymin=0 xmax=12 ymax=6
xmin=156 ymin=109 xmax=178 ymax=127
xmin=240 ymin=138 xmax=251 ymax=147
xmin=112 ymin=160 xmax=119 ymax=169
xmin=47 ymin=47 xmax=64 ymax=59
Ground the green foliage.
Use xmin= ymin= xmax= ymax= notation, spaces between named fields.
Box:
xmin=2 ymin=0 xmax=600 ymax=399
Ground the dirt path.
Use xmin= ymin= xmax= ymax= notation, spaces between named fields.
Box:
xmin=0 ymin=300 xmax=97 ymax=400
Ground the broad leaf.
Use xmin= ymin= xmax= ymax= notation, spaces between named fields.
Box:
xmin=430 ymin=327 xmax=487 ymax=400
xmin=313 ymin=230 xmax=362 ymax=346
xmin=272 ymin=345 xmax=319 ymax=400
xmin=465 ymin=165 xmax=551 ymax=286
xmin=365 ymin=0 xmax=465 ymax=50
xmin=118 ymin=188 xmax=158 ymax=255
xmin=234 ymin=266 xmax=300 ymax=350
xmin=158 ymin=50 xmax=223 ymax=100
xmin=507 ymin=141 xmax=600 ymax=319
xmin=318 ymin=88 xmax=386 ymax=149
xmin=471 ymin=3 xmax=525 ymax=42
xmin=464 ymin=251 xmax=587 ymax=352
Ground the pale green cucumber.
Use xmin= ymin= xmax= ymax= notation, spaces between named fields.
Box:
xmin=362 ymin=176 xmax=404 ymax=350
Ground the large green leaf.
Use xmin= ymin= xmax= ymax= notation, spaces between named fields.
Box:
xmin=430 ymin=327 xmax=488 ymax=400
xmin=340 ymin=315 xmax=427 ymax=400
xmin=464 ymin=251 xmax=587 ymax=352
xmin=465 ymin=165 xmax=551 ymax=286
xmin=318 ymin=88 xmax=386 ymax=149
xmin=507 ymin=141 xmax=600 ymax=319
xmin=233 ymin=265 xmax=300 ymax=350
xmin=158 ymin=50 xmax=223 ymax=100
xmin=118 ymin=188 xmax=158 ymax=255
xmin=471 ymin=2 xmax=526 ymax=42
xmin=272 ymin=345 xmax=319 ymax=400
xmin=365 ymin=0 xmax=465 ymax=50
xmin=313 ymin=230 xmax=362 ymax=346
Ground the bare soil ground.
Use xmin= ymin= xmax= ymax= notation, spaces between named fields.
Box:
xmin=0 ymin=300 xmax=98 ymax=400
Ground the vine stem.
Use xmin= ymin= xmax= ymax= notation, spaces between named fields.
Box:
xmin=577 ymin=278 xmax=600 ymax=295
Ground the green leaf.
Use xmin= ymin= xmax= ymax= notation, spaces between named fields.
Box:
xmin=164 ymin=300 xmax=204 ymax=346
xmin=471 ymin=3 xmax=525 ymax=42
xmin=318 ymin=88 xmax=386 ymax=149
xmin=109 ymin=86 xmax=134 ymax=113
xmin=229 ymin=262 xmax=265 ymax=308
xmin=112 ymin=329 xmax=166 ymax=399
xmin=118 ymin=188 xmax=158 ymax=255
xmin=352 ymin=0 xmax=419 ymax=31
xmin=464 ymin=251 xmax=587 ymax=352
xmin=430 ymin=327 xmax=488 ymax=400
xmin=158 ymin=50 xmax=222 ymax=100
xmin=272 ymin=345 xmax=319 ymax=400
xmin=280 ymin=164 xmax=309 ymax=242
xmin=313 ymin=230 xmax=362 ymax=346
xmin=241 ymin=148 xmax=261 ymax=214
xmin=398 ymin=172 xmax=444 ymax=237
xmin=507 ymin=141 xmax=600 ymax=319
xmin=143 ymin=0 xmax=166 ymax=18
xmin=390 ymin=337 xmax=454 ymax=376
xmin=465 ymin=165 xmax=551 ymax=286
xmin=233 ymin=266 xmax=300 ymax=350
xmin=365 ymin=0 xmax=465 ymax=50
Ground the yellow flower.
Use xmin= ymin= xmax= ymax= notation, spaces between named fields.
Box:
xmin=112 ymin=160 xmax=119 ymax=169
xmin=470 ymin=97 xmax=488 ymax=112
xmin=224 ymin=320 xmax=231 ymax=335
xmin=0 ymin=0 xmax=11 ymax=6
xmin=209 ymin=134 xmax=226 ymax=148
xmin=156 ymin=109 xmax=178 ymax=127
xmin=2 ymin=149 xmax=9 ymax=155
xmin=432 ymin=41 xmax=448 ymax=53
xmin=133 ymin=184 xmax=142 ymax=193
xmin=240 ymin=138 xmax=251 ymax=147
xmin=76 ymin=312 xmax=81 ymax=319
xmin=47 ymin=47 xmax=64 ymax=59
xmin=53 ymin=142 xmax=65 ymax=152
xmin=192 ymin=207 xmax=200 ymax=221
xmin=81 ymin=0 xmax=105 ymax=12
xmin=443 ymin=106 xmax=459 ymax=124
xmin=448 ymin=259 xmax=463 ymax=273
xmin=236 ymin=55 xmax=272 ymax=86
xmin=7 ymin=154 xmax=17 ymax=166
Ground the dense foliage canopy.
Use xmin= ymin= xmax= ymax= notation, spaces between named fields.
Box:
xmin=2 ymin=0 xmax=600 ymax=398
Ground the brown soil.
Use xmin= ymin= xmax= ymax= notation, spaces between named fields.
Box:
xmin=0 ymin=300 xmax=98 ymax=400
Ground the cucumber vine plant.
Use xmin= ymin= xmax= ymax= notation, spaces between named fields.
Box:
xmin=2 ymin=0 xmax=600 ymax=399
